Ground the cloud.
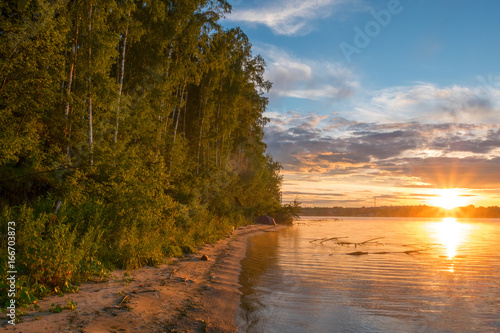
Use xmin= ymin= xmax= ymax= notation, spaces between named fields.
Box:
xmin=403 ymin=157 xmax=500 ymax=189
xmin=226 ymin=0 xmax=356 ymax=36
xmin=354 ymin=83 xmax=500 ymax=124
xmin=263 ymin=78 xmax=500 ymax=206
xmin=447 ymin=138 xmax=500 ymax=154
xmin=264 ymin=112 xmax=500 ymax=190
xmin=256 ymin=45 xmax=359 ymax=101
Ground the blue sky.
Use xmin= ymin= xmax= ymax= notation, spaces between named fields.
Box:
xmin=222 ymin=0 xmax=500 ymax=208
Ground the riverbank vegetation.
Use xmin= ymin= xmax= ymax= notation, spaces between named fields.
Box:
xmin=0 ymin=0 xmax=292 ymax=308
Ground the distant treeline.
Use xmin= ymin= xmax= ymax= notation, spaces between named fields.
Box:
xmin=301 ymin=205 xmax=500 ymax=218
xmin=0 ymin=0 xmax=297 ymax=307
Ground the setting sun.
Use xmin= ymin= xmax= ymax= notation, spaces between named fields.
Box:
xmin=429 ymin=189 xmax=469 ymax=210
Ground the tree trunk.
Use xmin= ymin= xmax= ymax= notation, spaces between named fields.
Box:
xmin=221 ymin=134 xmax=225 ymax=168
xmin=183 ymin=91 xmax=187 ymax=139
xmin=88 ymin=1 xmax=94 ymax=166
xmin=197 ymin=81 xmax=211 ymax=176
xmin=196 ymin=94 xmax=204 ymax=175
xmin=114 ymin=10 xmax=130 ymax=144
xmin=170 ymin=86 xmax=179 ymax=134
xmin=214 ymin=78 xmax=223 ymax=168
xmin=215 ymin=102 xmax=220 ymax=168
xmin=65 ymin=19 xmax=79 ymax=163
xmin=172 ymin=79 xmax=186 ymax=145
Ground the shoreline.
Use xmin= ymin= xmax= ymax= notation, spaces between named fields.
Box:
xmin=1 ymin=224 xmax=285 ymax=333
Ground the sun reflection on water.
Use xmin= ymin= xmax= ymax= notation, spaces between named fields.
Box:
xmin=431 ymin=218 xmax=471 ymax=268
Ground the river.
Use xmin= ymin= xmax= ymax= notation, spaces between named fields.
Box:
xmin=237 ymin=217 xmax=500 ymax=332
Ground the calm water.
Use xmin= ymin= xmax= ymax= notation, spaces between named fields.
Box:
xmin=237 ymin=217 xmax=500 ymax=332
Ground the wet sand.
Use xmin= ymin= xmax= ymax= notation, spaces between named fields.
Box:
xmin=1 ymin=224 xmax=285 ymax=333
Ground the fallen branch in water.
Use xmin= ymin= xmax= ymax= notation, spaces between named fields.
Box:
xmin=358 ymin=237 xmax=385 ymax=245
xmin=311 ymin=236 xmax=385 ymax=247
xmin=337 ymin=237 xmax=385 ymax=248
xmin=321 ymin=237 xmax=349 ymax=244
xmin=343 ymin=247 xmax=432 ymax=256
xmin=309 ymin=237 xmax=348 ymax=244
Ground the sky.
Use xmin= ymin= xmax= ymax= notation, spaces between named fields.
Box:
xmin=222 ymin=0 xmax=500 ymax=208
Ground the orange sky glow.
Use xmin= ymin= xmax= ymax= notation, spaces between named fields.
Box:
xmin=272 ymin=136 xmax=500 ymax=208
xmin=281 ymin=173 xmax=498 ymax=208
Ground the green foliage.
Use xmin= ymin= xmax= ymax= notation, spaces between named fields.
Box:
xmin=274 ymin=197 xmax=302 ymax=224
xmin=0 ymin=199 xmax=103 ymax=307
xmin=65 ymin=298 xmax=77 ymax=311
xmin=0 ymin=0 xmax=289 ymax=309
xmin=49 ymin=303 xmax=63 ymax=313
xmin=116 ymin=272 xmax=135 ymax=287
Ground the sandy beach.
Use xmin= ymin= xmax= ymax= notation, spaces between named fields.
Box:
xmin=1 ymin=224 xmax=285 ymax=333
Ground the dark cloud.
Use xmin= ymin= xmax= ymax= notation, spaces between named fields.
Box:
xmin=266 ymin=121 xmax=423 ymax=168
xmin=264 ymin=114 xmax=500 ymax=195
xmin=316 ymin=152 xmax=370 ymax=164
xmin=346 ymin=130 xmax=422 ymax=160
xmin=447 ymin=139 xmax=500 ymax=153
xmin=406 ymin=157 xmax=500 ymax=189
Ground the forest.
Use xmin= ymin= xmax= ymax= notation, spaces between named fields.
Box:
xmin=0 ymin=0 xmax=295 ymax=307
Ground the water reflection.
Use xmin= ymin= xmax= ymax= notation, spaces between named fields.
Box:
xmin=239 ymin=217 xmax=500 ymax=332
xmin=430 ymin=218 xmax=471 ymax=261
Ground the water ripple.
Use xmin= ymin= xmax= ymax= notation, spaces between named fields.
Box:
xmin=238 ymin=217 xmax=500 ymax=332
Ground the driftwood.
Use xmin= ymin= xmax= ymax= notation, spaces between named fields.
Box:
xmin=309 ymin=237 xmax=348 ymax=244
xmin=311 ymin=236 xmax=385 ymax=248
xmin=345 ymin=247 xmax=433 ymax=256
xmin=116 ymin=295 xmax=130 ymax=308
xmin=338 ymin=237 xmax=385 ymax=247
xmin=322 ymin=237 xmax=349 ymax=244
xmin=168 ymin=268 xmax=179 ymax=279
xmin=312 ymin=236 xmax=439 ymax=256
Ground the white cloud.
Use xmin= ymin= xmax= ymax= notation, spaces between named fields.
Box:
xmin=226 ymin=0 xmax=353 ymax=36
xmin=354 ymin=82 xmax=500 ymax=124
xmin=256 ymin=45 xmax=359 ymax=101
xmin=277 ymin=86 xmax=345 ymax=100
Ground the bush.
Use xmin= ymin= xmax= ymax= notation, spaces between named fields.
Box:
xmin=274 ymin=197 xmax=302 ymax=224
xmin=0 ymin=199 xmax=104 ymax=307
